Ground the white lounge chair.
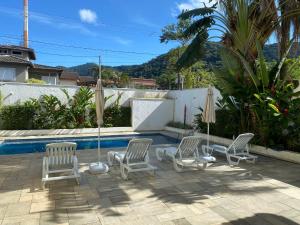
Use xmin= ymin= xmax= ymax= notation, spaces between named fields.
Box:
xmin=107 ymin=138 xmax=157 ymax=180
xmin=210 ymin=133 xmax=257 ymax=166
xmin=42 ymin=142 xmax=80 ymax=188
xmin=156 ymin=136 xmax=212 ymax=172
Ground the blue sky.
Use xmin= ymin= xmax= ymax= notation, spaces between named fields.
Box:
xmin=0 ymin=0 xmax=208 ymax=67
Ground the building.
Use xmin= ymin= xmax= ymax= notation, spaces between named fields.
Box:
xmin=29 ymin=64 xmax=63 ymax=85
xmin=0 ymin=45 xmax=36 ymax=82
xmin=59 ymin=70 xmax=80 ymax=86
xmin=77 ymin=76 xmax=97 ymax=86
xmin=130 ymin=78 xmax=157 ymax=89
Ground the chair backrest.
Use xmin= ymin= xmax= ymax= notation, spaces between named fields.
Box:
xmin=123 ymin=138 xmax=153 ymax=164
xmin=45 ymin=142 xmax=77 ymax=166
xmin=227 ymin=133 xmax=254 ymax=154
xmin=176 ymin=136 xmax=201 ymax=159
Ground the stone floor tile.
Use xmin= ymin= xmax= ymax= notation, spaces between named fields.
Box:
xmin=39 ymin=209 xmax=69 ymax=225
xmin=67 ymin=209 xmax=99 ymax=225
xmin=30 ymin=201 xmax=55 ymax=213
xmin=5 ymin=201 xmax=31 ymax=217
xmin=1 ymin=214 xmax=40 ymax=225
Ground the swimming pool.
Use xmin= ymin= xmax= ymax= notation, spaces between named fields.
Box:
xmin=0 ymin=133 xmax=179 ymax=155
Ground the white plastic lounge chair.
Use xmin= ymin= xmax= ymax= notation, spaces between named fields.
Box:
xmin=210 ymin=133 xmax=257 ymax=166
xmin=42 ymin=142 xmax=80 ymax=188
xmin=156 ymin=136 xmax=212 ymax=172
xmin=107 ymin=138 xmax=157 ymax=180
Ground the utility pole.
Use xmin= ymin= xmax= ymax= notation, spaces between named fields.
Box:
xmin=23 ymin=0 xmax=29 ymax=48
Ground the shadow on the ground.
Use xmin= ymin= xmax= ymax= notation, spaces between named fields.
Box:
xmin=223 ymin=213 xmax=300 ymax=225
xmin=0 ymin=146 xmax=300 ymax=224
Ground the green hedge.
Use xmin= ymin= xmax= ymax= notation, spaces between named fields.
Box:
xmin=0 ymin=104 xmax=131 ymax=130
xmin=0 ymin=105 xmax=35 ymax=130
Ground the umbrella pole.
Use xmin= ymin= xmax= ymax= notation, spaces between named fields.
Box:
xmin=98 ymin=124 xmax=101 ymax=163
xmin=207 ymin=122 xmax=210 ymax=148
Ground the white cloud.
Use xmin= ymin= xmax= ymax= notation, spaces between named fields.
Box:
xmin=132 ymin=15 xmax=159 ymax=28
xmin=177 ymin=0 xmax=216 ymax=12
xmin=113 ymin=37 xmax=132 ymax=46
xmin=0 ymin=6 xmax=97 ymax=36
xmin=79 ymin=9 xmax=97 ymax=24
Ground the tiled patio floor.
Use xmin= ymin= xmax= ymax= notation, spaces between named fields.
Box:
xmin=1 ymin=147 xmax=300 ymax=225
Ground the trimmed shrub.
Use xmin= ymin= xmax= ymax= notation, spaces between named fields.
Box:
xmin=0 ymin=104 xmax=35 ymax=130
xmin=103 ymin=106 xmax=131 ymax=127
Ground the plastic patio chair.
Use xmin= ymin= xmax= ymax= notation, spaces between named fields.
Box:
xmin=42 ymin=142 xmax=80 ymax=188
xmin=107 ymin=138 xmax=157 ymax=180
xmin=155 ymin=136 xmax=213 ymax=172
xmin=209 ymin=133 xmax=257 ymax=166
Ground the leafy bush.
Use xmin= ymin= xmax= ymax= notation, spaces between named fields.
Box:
xmin=195 ymin=109 xmax=239 ymax=139
xmin=0 ymin=104 xmax=35 ymax=129
xmin=26 ymin=78 xmax=46 ymax=84
xmin=0 ymin=87 xmax=131 ymax=130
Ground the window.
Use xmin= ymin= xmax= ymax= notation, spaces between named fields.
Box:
xmin=42 ymin=76 xmax=57 ymax=85
xmin=0 ymin=50 xmax=8 ymax=54
xmin=0 ymin=68 xmax=16 ymax=81
xmin=12 ymin=50 xmax=22 ymax=55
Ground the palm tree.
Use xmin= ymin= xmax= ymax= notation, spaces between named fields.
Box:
xmin=177 ymin=0 xmax=300 ymax=75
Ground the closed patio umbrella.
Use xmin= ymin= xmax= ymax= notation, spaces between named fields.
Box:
xmin=202 ymin=86 xmax=216 ymax=148
xmin=89 ymin=78 xmax=109 ymax=174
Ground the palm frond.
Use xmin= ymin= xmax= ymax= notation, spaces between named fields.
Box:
xmin=178 ymin=6 xmax=216 ymax=20
xmin=176 ymin=30 xmax=208 ymax=69
xmin=183 ymin=17 xmax=214 ymax=37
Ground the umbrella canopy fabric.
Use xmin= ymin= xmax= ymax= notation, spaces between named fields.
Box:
xmin=95 ymin=79 xmax=104 ymax=126
xmin=202 ymin=86 xmax=216 ymax=124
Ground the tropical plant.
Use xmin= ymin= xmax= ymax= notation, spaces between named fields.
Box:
xmin=176 ymin=0 xmax=300 ymax=150
xmin=160 ymin=18 xmax=194 ymax=89
xmin=26 ymin=78 xmax=46 ymax=84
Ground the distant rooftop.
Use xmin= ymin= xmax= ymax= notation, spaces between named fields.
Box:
xmin=60 ymin=70 xmax=80 ymax=81
xmin=32 ymin=64 xmax=63 ymax=72
xmin=0 ymin=55 xmax=32 ymax=66
xmin=0 ymin=45 xmax=36 ymax=60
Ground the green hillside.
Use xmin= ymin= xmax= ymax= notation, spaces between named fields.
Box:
xmin=69 ymin=42 xmax=297 ymax=77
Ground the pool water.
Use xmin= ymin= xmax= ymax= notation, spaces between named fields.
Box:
xmin=0 ymin=133 xmax=179 ymax=155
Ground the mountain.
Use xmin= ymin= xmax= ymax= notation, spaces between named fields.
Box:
xmin=69 ymin=42 xmax=299 ymax=78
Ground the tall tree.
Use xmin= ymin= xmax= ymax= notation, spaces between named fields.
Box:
xmin=160 ymin=18 xmax=193 ymax=89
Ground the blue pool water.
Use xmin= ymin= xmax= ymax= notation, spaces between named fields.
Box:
xmin=0 ymin=133 xmax=179 ymax=155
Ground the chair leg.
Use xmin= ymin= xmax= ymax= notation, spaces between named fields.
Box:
xmin=228 ymin=155 xmax=240 ymax=166
xmin=76 ymin=177 xmax=80 ymax=185
xmin=156 ymin=149 xmax=163 ymax=161
xmin=173 ymin=160 xmax=184 ymax=172
xmin=120 ymin=164 xmax=129 ymax=180
xmin=107 ymin=152 xmax=115 ymax=166
xmin=41 ymin=181 xmax=46 ymax=190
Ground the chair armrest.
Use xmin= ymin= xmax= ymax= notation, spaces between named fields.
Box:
xmin=201 ymin=145 xmax=214 ymax=156
xmin=211 ymin=144 xmax=228 ymax=154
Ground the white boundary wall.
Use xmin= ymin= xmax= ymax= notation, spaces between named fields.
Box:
xmin=167 ymin=88 xmax=221 ymax=125
xmin=0 ymin=82 xmax=168 ymax=107
xmin=131 ymin=98 xmax=174 ymax=131
xmin=0 ymin=82 xmax=222 ymax=129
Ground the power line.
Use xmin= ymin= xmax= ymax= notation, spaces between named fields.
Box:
xmin=0 ymin=34 xmax=160 ymax=56
xmin=36 ymin=51 xmax=98 ymax=58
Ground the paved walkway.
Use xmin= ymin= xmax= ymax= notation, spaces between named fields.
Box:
xmin=1 ymin=147 xmax=300 ymax=225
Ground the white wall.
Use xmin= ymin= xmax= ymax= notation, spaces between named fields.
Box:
xmin=0 ymin=82 xmax=222 ymax=130
xmin=167 ymin=88 xmax=221 ymax=125
xmin=131 ymin=98 xmax=174 ymax=131
xmin=0 ymin=82 xmax=168 ymax=107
